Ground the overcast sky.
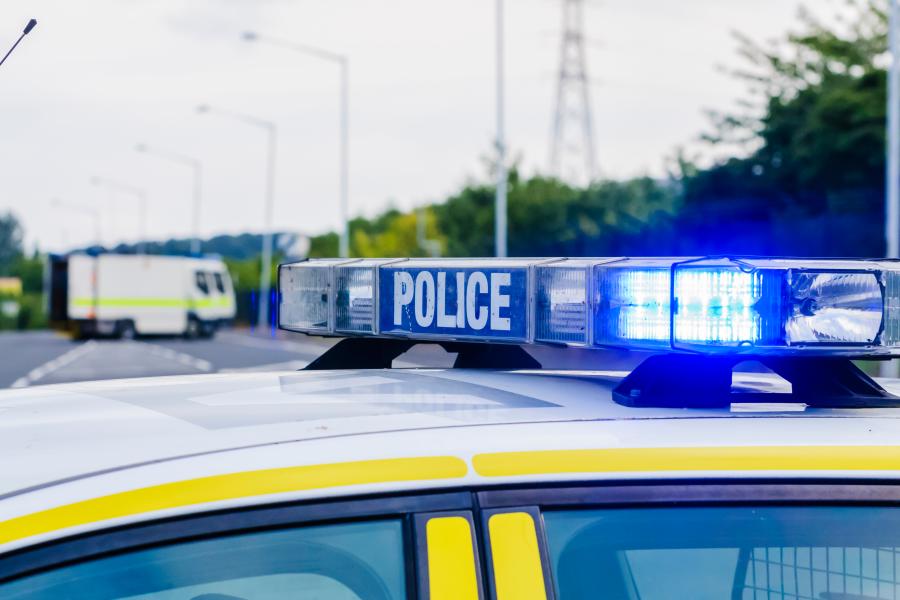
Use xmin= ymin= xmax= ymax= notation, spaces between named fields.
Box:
xmin=1 ymin=0 xmax=839 ymax=252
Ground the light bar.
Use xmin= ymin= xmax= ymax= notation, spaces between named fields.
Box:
xmin=278 ymin=257 xmax=900 ymax=356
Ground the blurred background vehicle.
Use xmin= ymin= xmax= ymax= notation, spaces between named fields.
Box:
xmin=48 ymin=253 xmax=235 ymax=340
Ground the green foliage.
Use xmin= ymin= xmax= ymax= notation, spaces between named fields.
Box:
xmin=334 ymin=174 xmax=678 ymax=259
xmin=0 ymin=293 xmax=46 ymax=330
xmin=223 ymin=256 xmax=279 ymax=293
xmin=309 ymin=232 xmax=339 ymax=258
xmin=11 ymin=252 xmax=44 ymax=294
xmin=0 ymin=212 xmax=24 ymax=276
xmin=15 ymin=293 xmax=46 ymax=330
xmin=681 ymin=0 xmax=889 ymax=255
xmin=351 ymin=210 xmax=444 ymax=257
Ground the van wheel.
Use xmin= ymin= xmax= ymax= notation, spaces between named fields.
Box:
xmin=117 ymin=321 xmax=136 ymax=340
xmin=184 ymin=317 xmax=201 ymax=340
xmin=199 ymin=322 xmax=217 ymax=339
xmin=72 ymin=321 xmax=93 ymax=341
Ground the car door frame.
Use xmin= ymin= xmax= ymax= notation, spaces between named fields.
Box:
xmin=0 ymin=489 xmax=476 ymax=599
xmin=475 ymin=480 xmax=900 ymax=600
xmin=5 ymin=481 xmax=900 ymax=597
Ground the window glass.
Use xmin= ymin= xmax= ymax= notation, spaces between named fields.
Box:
xmin=194 ymin=271 xmax=209 ymax=295
xmin=543 ymin=506 xmax=900 ymax=600
xmin=213 ymin=272 xmax=226 ymax=294
xmin=3 ymin=519 xmax=407 ymax=600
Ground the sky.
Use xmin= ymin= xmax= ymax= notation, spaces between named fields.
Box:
xmin=0 ymin=0 xmax=840 ymax=252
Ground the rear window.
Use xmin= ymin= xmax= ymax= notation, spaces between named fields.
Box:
xmin=544 ymin=506 xmax=900 ymax=600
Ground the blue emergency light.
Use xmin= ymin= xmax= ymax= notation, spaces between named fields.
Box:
xmin=277 ymin=257 xmax=900 ymax=356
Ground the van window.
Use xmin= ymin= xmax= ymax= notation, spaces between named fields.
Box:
xmin=2 ymin=519 xmax=408 ymax=599
xmin=213 ymin=272 xmax=226 ymax=294
xmin=194 ymin=272 xmax=209 ymax=295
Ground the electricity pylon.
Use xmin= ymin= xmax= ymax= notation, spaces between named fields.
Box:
xmin=549 ymin=0 xmax=597 ymax=185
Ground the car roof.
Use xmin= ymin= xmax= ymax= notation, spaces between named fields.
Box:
xmin=2 ymin=368 xmax=900 ymax=553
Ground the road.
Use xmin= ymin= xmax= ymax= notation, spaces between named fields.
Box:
xmin=0 ymin=329 xmax=336 ymax=389
xmin=0 ymin=329 xmax=648 ymax=389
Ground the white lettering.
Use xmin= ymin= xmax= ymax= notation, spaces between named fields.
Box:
xmin=414 ymin=271 xmax=436 ymax=326
xmin=455 ymin=271 xmax=465 ymax=328
xmin=437 ymin=272 xmax=456 ymax=328
xmin=490 ymin=272 xmax=511 ymax=331
xmin=466 ymin=271 xmax=488 ymax=330
xmin=393 ymin=272 xmax=414 ymax=325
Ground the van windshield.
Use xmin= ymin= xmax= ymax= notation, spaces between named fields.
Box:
xmin=194 ymin=272 xmax=209 ymax=295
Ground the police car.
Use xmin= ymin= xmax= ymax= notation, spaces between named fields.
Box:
xmin=2 ymin=256 xmax=900 ymax=599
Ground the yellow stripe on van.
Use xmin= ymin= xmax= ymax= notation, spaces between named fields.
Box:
xmin=473 ymin=446 xmax=900 ymax=477
xmin=71 ymin=297 xmax=232 ymax=309
xmin=426 ymin=516 xmax=480 ymax=600
xmin=0 ymin=456 xmax=467 ymax=546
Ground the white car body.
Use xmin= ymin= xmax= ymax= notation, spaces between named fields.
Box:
xmin=1 ymin=368 xmax=899 ymax=556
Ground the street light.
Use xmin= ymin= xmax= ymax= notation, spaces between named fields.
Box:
xmin=90 ymin=176 xmax=148 ymax=255
xmin=50 ymin=198 xmax=101 ymax=248
xmin=495 ymin=0 xmax=508 ymax=258
xmin=889 ymin=0 xmax=899 ymax=261
xmin=886 ymin=0 xmax=900 ymax=377
xmin=197 ymin=104 xmax=277 ymax=329
xmin=242 ymin=30 xmax=350 ymax=258
xmin=135 ymin=143 xmax=203 ymax=256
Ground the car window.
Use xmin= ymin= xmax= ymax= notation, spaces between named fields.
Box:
xmin=543 ymin=506 xmax=900 ymax=600
xmin=194 ymin=271 xmax=209 ymax=295
xmin=2 ymin=519 xmax=407 ymax=600
xmin=213 ymin=271 xmax=226 ymax=294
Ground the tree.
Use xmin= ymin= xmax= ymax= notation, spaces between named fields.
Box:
xmin=11 ymin=252 xmax=43 ymax=293
xmin=0 ymin=212 xmax=24 ymax=276
xmin=682 ymin=1 xmax=888 ymax=255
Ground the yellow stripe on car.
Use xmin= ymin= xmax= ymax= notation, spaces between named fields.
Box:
xmin=0 ymin=456 xmax=467 ymax=546
xmin=488 ymin=512 xmax=548 ymax=600
xmin=426 ymin=516 xmax=480 ymax=600
xmin=473 ymin=445 xmax=900 ymax=477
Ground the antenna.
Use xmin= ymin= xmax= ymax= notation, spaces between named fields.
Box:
xmin=549 ymin=0 xmax=596 ymax=185
xmin=0 ymin=19 xmax=38 ymax=69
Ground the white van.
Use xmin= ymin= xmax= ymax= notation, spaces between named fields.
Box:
xmin=49 ymin=254 xmax=236 ymax=339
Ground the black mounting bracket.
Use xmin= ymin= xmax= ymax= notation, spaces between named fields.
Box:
xmin=303 ymin=337 xmax=542 ymax=370
xmin=613 ymin=354 xmax=900 ymax=409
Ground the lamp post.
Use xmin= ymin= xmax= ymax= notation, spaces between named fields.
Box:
xmin=0 ymin=19 xmax=37 ymax=69
xmin=886 ymin=0 xmax=900 ymax=377
xmin=50 ymin=198 xmax=101 ymax=248
xmin=197 ymin=104 xmax=277 ymax=329
xmin=90 ymin=176 xmax=148 ymax=254
xmin=135 ymin=144 xmax=203 ymax=256
xmin=495 ymin=0 xmax=508 ymax=258
xmin=242 ymin=31 xmax=350 ymax=258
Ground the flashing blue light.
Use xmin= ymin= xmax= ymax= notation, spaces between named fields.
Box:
xmin=594 ymin=265 xmax=671 ymax=347
xmin=673 ymin=268 xmax=761 ymax=345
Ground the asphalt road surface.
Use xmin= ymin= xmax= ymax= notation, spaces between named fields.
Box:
xmin=0 ymin=329 xmax=648 ymax=389
xmin=0 ymin=329 xmax=337 ymax=389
